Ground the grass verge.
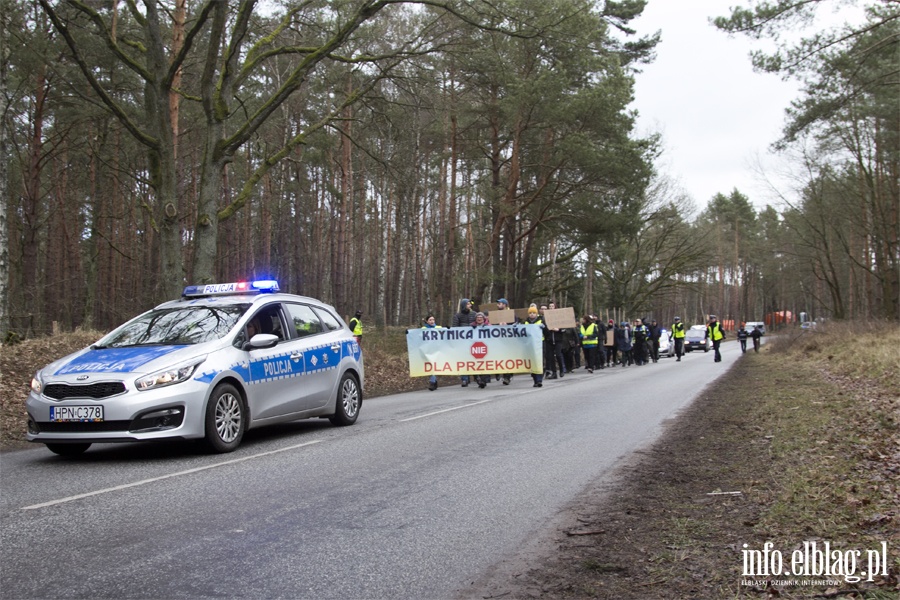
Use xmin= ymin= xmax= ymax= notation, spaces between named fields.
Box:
xmin=470 ymin=322 xmax=899 ymax=599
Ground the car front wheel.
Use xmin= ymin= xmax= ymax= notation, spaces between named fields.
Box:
xmin=329 ymin=373 xmax=360 ymax=426
xmin=204 ymin=383 xmax=245 ymax=453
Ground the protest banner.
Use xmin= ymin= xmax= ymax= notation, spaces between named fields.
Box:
xmin=407 ymin=324 xmax=543 ymax=376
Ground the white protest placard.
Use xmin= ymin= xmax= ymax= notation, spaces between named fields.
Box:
xmin=406 ymin=324 xmax=543 ymax=376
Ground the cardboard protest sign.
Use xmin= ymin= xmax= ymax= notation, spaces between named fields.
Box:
xmin=606 ymin=330 xmax=615 ymax=346
xmin=488 ymin=309 xmax=516 ymax=324
xmin=542 ymin=307 xmax=577 ymax=329
xmin=513 ymin=308 xmax=531 ymax=321
xmin=479 ymin=302 xmax=499 ymax=313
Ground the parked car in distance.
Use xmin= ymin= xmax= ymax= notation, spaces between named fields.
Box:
xmin=745 ymin=321 xmax=765 ymax=335
xmin=657 ymin=328 xmax=675 ymax=358
xmin=800 ymin=321 xmax=817 ymax=330
xmin=25 ymin=280 xmax=364 ymax=456
xmin=684 ymin=325 xmax=711 ymax=352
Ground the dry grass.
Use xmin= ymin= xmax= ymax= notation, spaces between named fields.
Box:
xmin=771 ymin=321 xmax=900 ymax=395
xmin=0 ymin=330 xmax=103 ymax=450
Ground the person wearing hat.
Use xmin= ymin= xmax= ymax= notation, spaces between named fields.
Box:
xmin=525 ymin=306 xmax=545 ymax=387
xmin=579 ymin=314 xmax=600 ymax=373
xmin=632 ymin=318 xmax=649 ymax=366
xmin=349 ymin=310 xmax=363 ymax=345
xmin=604 ymin=319 xmax=618 ymax=367
xmin=452 ymin=298 xmax=478 ymax=386
xmin=494 ymin=299 xmax=517 ymax=385
xmin=736 ymin=322 xmax=749 ymax=353
xmin=591 ymin=315 xmax=607 ymax=370
xmin=543 ymin=301 xmax=566 ymax=379
xmin=705 ymin=314 xmax=726 ymax=363
xmin=470 ymin=312 xmax=492 ymax=388
xmin=422 ymin=314 xmax=442 ymax=391
xmin=671 ymin=316 xmax=686 ymax=361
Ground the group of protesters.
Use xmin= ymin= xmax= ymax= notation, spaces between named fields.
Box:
xmin=424 ymin=299 xmax=678 ymax=390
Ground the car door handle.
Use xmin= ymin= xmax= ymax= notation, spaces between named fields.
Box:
xmin=290 ymin=352 xmax=302 ymax=361
xmin=331 ymin=344 xmax=341 ymax=352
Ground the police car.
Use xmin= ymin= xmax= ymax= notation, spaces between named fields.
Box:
xmin=25 ymin=281 xmax=364 ymax=455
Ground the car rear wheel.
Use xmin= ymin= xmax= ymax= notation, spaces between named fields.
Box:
xmin=204 ymin=383 xmax=245 ymax=453
xmin=46 ymin=442 xmax=91 ymax=456
xmin=329 ymin=373 xmax=360 ymax=426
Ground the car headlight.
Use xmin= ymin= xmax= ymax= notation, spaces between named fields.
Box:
xmin=136 ymin=358 xmax=206 ymax=392
xmin=31 ymin=371 xmax=44 ymax=394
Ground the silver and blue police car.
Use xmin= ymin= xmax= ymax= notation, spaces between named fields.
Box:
xmin=25 ymin=280 xmax=364 ymax=455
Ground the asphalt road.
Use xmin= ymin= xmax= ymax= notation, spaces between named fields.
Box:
xmin=1 ymin=340 xmax=745 ymax=599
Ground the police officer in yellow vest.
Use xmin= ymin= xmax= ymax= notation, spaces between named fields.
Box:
xmin=671 ymin=316 xmax=686 ymax=362
xmin=349 ymin=310 xmax=363 ymax=345
xmin=705 ymin=314 xmax=726 ymax=363
xmin=579 ymin=314 xmax=600 ymax=373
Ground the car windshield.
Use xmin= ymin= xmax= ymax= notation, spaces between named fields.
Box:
xmin=95 ymin=305 xmax=250 ymax=348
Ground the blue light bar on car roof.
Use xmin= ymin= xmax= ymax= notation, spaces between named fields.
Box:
xmin=182 ymin=280 xmax=280 ymax=297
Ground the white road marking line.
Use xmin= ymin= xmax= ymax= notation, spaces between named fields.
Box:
xmin=400 ymin=398 xmax=494 ymax=422
xmin=21 ymin=440 xmax=323 ymax=511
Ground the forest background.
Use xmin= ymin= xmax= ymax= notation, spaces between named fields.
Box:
xmin=0 ymin=0 xmax=896 ymax=339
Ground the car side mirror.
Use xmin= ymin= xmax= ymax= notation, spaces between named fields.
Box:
xmin=243 ymin=333 xmax=279 ymax=351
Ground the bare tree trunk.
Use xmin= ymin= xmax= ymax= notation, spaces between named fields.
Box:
xmin=22 ymin=64 xmax=49 ymax=333
xmin=376 ymin=174 xmax=388 ymax=328
xmin=446 ymin=115 xmax=459 ymax=323
xmin=170 ymin=0 xmax=185 ymax=162
xmin=0 ymin=0 xmax=10 ymax=336
xmin=335 ymin=95 xmax=352 ymax=313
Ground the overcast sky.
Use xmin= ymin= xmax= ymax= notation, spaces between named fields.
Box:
xmin=629 ymin=0 xmax=803 ymax=211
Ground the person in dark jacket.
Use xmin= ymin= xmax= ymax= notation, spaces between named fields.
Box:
xmin=671 ymin=316 xmax=686 ymax=361
xmin=605 ymin=319 xmax=618 ymax=367
xmin=737 ymin=324 xmax=749 ymax=353
xmin=592 ymin=316 xmax=607 ymax=369
xmin=750 ymin=325 xmax=763 ymax=353
xmin=579 ymin=314 xmax=600 ymax=373
xmin=632 ymin=318 xmax=649 ymax=365
xmin=452 ymin=298 xmax=477 ymax=386
xmin=648 ymin=319 xmax=662 ymax=363
xmin=422 ymin=315 xmax=441 ymax=391
xmin=471 ymin=312 xmax=491 ymax=388
xmin=494 ymin=298 xmax=517 ymax=385
xmin=705 ymin=314 xmax=726 ymax=362
xmin=615 ymin=322 xmax=633 ymax=366
xmin=542 ymin=303 xmax=566 ymax=379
